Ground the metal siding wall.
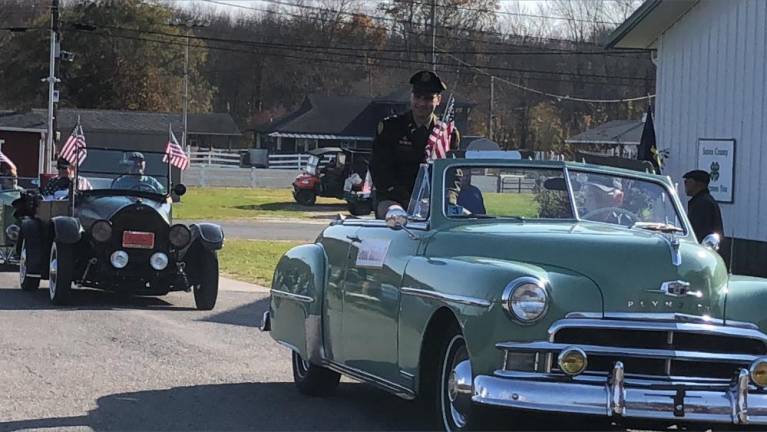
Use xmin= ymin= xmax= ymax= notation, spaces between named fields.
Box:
xmin=656 ymin=0 xmax=767 ymax=242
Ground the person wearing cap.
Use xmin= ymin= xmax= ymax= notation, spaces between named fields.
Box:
xmin=111 ymin=151 xmax=164 ymax=193
xmin=370 ymin=70 xmax=460 ymax=219
xmin=683 ymin=169 xmax=723 ymax=240
xmin=40 ymin=158 xmax=92 ymax=199
xmin=580 ymin=175 xmax=630 ymax=224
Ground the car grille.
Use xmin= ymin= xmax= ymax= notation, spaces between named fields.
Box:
xmin=109 ymin=205 xmax=169 ymax=252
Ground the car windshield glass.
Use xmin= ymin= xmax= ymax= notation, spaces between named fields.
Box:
xmin=76 ymin=148 xmax=170 ymax=195
xmin=568 ymin=170 xmax=683 ymax=229
xmin=444 ymin=166 xmax=574 ymax=219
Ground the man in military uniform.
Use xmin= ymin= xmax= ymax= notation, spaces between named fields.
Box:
xmin=683 ymin=169 xmax=723 ymax=240
xmin=41 ymin=158 xmax=92 ymax=199
xmin=112 ymin=152 xmax=165 ymax=193
xmin=370 ymin=70 xmax=460 ymax=219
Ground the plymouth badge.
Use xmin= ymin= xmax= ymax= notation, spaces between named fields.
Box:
xmin=647 ymin=280 xmax=703 ymax=298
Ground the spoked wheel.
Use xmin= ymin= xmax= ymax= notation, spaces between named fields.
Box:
xmin=19 ymin=240 xmax=40 ymax=291
xmin=291 ymin=350 xmax=340 ymax=396
xmin=49 ymin=242 xmax=73 ymax=305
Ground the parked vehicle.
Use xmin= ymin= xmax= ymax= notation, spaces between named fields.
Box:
xmin=292 ymin=147 xmax=373 ymax=216
xmin=264 ymin=157 xmax=767 ymax=430
xmin=15 ymin=148 xmax=223 ymax=309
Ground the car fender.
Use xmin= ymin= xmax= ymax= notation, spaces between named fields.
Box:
xmin=191 ymin=223 xmax=224 ymax=251
xmin=268 ymin=243 xmax=327 ymax=363
xmin=723 ymin=275 xmax=767 ymax=331
xmin=399 ymin=256 xmax=604 ymax=384
xmin=51 ymin=216 xmax=83 ymax=244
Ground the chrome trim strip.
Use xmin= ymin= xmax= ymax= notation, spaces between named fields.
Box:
xmin=493 ymin=370 xmax=740 ymax=389
xmin=276 ymin=340 xmax=301 ymax=354
xmin=324 ymin=360 xmax=416 ymax=400
xmin=271 ymin=289 xmax=314 ymax=303
xmin=498 ymin=341 xmax=758 ymax=364
xmin=401 ymin=287 xmax=492 ymax=308
xmin=23 ymin=273 xmax=41 ymax=278
xmin=562 ymin=166 xmax=580 ymax=221
xmin=565 ymin=312 xmax=759 ymax=330
xmin=399 ymin=370 xmax=415 ymax=378
xmin=548 ymin=318 xmax=767 ymax=344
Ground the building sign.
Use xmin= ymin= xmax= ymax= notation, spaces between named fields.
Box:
xmin=697 ymin=139 xmax=735 ymax=203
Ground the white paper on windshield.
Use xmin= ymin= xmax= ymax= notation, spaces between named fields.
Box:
xmin=355 ymin=239 xmax=391 ymax=268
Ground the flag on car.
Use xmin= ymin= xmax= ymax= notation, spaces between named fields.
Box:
xmin=163 ymin=126 xmax=189 ymax=170
xmin=0 ymin=150 xmax=16 ymax=171
xmin=637 ymin=105 xmax=661 ymax=174
xmin=425 ymin=95 xmax=455 ymax=161
xmin=59 ymin=123 xmax=87 ymax=166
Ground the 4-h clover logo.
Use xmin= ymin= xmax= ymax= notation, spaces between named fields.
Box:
xmin=710 ymin=161 xmax=720 ymax=182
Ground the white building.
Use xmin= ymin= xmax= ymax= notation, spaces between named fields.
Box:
xmin=608 ymin=0 xmax=767 ymax=276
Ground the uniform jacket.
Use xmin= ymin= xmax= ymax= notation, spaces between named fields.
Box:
xmin=687 ymin=189 xmax=724 ymax=240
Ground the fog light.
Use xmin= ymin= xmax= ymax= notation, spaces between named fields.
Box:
xmin=149 ymin=252 xmax=168 ymax=271
xmin=5 ymin=224 xmax=19 ymax=242
xmin=110 ymin=250 xmax=129 ymax=269
xmin=750 ymin=358 xmax=767 ymax=387
xmin=558 ymin=347 xmax=587 ymax=376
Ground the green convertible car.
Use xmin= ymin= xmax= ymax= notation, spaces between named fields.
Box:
xmin=263 ymin=158 xmax=767 ymax=430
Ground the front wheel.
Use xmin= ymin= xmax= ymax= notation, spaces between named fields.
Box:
xmin=193 ymin=249 xmax=219 ymax=310
xmin=437 ymin=329 xmax=484 ymax=432
xmin=49 ymin=242 xmax=74 ymax=305
xmin=347 ymin=200 xmax=371 ymax=216
xmin=294 ymin=189 xmax=316 ymax=206
xmin=19 ymin=240 xmax=40 ymax=291
xmin=291 ymin=351 xmax=340 ymax=396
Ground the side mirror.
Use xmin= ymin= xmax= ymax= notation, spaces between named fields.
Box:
xmin=173 ymin=183 xmax=187 ymax=197
xmin=702 ymin=233 xmax=721 ymax=251
xmin=385 ymin=205 xmax=408 ymax=229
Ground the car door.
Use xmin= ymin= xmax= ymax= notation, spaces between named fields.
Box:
xmin=341 ymin=222 xmax=422 ymax=385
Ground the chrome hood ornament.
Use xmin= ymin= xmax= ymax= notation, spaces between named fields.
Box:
xmin=646 ymin=280 xmax=702 ymax=298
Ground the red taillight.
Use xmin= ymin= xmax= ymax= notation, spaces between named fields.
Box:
xmin=122 ymin=231 xmax=155 ymax=249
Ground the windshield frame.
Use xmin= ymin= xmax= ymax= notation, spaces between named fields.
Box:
xmin=73 ymin=147 xmax=172 ymax=198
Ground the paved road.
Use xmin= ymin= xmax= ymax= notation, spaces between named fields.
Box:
xmin=0 ymin=272 xmax=670 ymax=431
xmin=178 ymin=219 xmax=329 ymax=242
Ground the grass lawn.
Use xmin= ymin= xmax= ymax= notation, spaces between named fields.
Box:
xmin=482 ymin=193 xmax=539 ymax=218
xmin=174 ymin=187 xmax=346 ymax=220
xmin=219 ymin=239 xmax=302 ymax=286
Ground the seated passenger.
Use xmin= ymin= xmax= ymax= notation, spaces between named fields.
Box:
xmin=41 ymin=158 xmax=92 ymax=200
xmin=0 ymin=162 xmax=24 ymax=202
xmin=457 ymin=170 xmax=486 ymax=214
xmin=581 ymin=176 xmax=629 ymax=224
xmin=111 ymin=152 xmax=164 ymax=193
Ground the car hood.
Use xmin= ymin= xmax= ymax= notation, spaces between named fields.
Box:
xmin=425 ymin=221 xmax=728 ymax=318
xmin=76 ymin=194 xmax=171 ymax=227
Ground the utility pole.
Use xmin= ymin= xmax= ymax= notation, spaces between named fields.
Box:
xmin=430 ymin=0 xmax=436 ymax=73
xmin=170 ymin=18 xmax=208 ymax=152
xmin=488 ymin=76 xmax=494 ymax=141
xmin=44 ymin=0 xmax=60 ymax=174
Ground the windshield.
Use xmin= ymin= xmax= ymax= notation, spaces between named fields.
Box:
xmin=305 ymin=155 xmax=320 ymax=176
xmin=76 ymin=148 xmax=170 ymax=195
xmin=443 ymin=165 xmax=684 ymax=230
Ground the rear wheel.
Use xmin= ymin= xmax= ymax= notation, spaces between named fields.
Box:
xmin=193 ymin=249 xmax=218 ymax=310
xmin=49 ymin=242 xmax=74 ymax=305
xmin=347 ymin=200 xmax=371 ymax=216
xmin=291 ymin=350 xmax=340 ymax=396
xmin=19 ymin=240 xmax=40 ymax=291
xmin=295 ymin=189 xmax=316 ymax=206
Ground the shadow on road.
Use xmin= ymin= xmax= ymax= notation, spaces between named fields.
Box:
xmin=0 ymin=286 xmax=197 ymax=312
xmin=201 ymin=296 xmax=269 ymax=328
xmin=236 ymin=201 xmax=346 ymax=213
xmin=0 ymin=382 xmax=430 ymax=431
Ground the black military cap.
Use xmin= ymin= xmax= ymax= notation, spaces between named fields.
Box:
xmin=127 ymin=151 xmax=145 ymax=161
xmin=683 ymin=169 xmax=710 ymax=185
xmin=409 ymin=70 xmax=447 ymax=95
xmin=56 ymin=157 xmax=70 ymax=169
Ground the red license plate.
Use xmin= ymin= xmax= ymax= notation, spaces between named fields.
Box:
xmin=122 ymin=231 xmax=155 ymax=249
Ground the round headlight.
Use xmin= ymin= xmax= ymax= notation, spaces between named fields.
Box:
xmin=110 ymin=250 xmax=129 ymax=269
xmin=91 ymin=220 xmax=112 ymax=242
xmin=5 ymin=224 xmax=19 ymax=242
xmin=169 ymin=224 xmax=191 ymax=248
xmin=150 ymin=252 xmax=169 ymax=271
xmin=750 ymin=358 xmax=767 ymax=387
xmin=502 ymin=277 xmax=549 ymax=323
xmin=558 ymin=347 xmax=588 ymax=376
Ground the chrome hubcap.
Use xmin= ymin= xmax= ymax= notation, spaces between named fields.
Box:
xmin=18 ymin=242 xmax=27 ymax=286
xmin=443 ymin=336 xmax=471 ymax=430
xmin=49 ymin=245 xmax=58 ymax=300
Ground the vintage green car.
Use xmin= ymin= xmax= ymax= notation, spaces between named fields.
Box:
xmin=263 ymin=158 xmax=767 ymax=430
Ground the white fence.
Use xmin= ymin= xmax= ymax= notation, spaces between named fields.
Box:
xmin=189 ymin=150 xmax=333 ymax=170
xmin=182 ymin=166 xmax=299 ymax=188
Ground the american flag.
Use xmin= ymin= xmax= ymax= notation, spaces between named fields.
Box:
xmin=0 ymin=150 xmax=16 ymax=171
xmin=425 ymin=95 xmax=455 ymax=161
xmin=59 ymin=124 xmax=87 ymax=166
xmin=163 ymin=127 xmax=189 ymax=170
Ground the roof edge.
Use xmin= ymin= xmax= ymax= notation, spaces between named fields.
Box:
xmin=605 ymin=0 xmax=663 ymax=49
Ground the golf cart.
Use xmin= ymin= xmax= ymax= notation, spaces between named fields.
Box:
xmin=292 ymin=147 xmax=373 ymax=216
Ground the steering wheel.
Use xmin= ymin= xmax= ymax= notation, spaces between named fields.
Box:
xmin=582 ymin=207 xmax=638 ymax=226
xmin=129 ymin=183 xmax=159 ymax=193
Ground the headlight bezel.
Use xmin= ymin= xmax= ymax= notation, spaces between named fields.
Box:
xmin=90 ymin=220 xmax=113 ymax=243
xmin=750 ymin=357 xmax=767 ymax=387
xmin=169 ymin=224 xmax=192 ymax=248
xmin=502 ymin=276 xmax=549 ymax=324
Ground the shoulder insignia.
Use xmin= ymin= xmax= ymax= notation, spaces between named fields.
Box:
xmin=377 ymin=121 xmax=384 ymax=135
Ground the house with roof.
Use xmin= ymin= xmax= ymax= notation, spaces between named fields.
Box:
xmin=565 ymin=119 xmax=645 ymax=159
xmin=608 ymin=0 xmax=767 ymax=276
xmin=256 ymin=89 xmax=474 ymax=154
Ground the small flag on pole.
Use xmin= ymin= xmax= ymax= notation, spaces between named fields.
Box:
xmin=59 ymin=123 xmax=87 ymax=166
xmin=637 ymin=105 xmax=661 ymax=173
xmin=425 ymin=95 xmax=456 ymax=161
xmin=163 ymin=126 xmax=190 ymax=170
xmin=0 ymin=150 xmax=16 ymax=171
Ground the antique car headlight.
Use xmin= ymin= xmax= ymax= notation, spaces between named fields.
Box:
xmin=750 ymin=357 xmax=767 ymax=387
xmin=502 ymin=277 xmax=549 ymax=323
xmin=5 ymin=224 xmax=19 ymax=242
xmin=558 ymin=347 xmax=588 ymax=376
xmin=110 ymin=250 xmax=129 ymax=269
xmin=91 ymin=220 xmax=112 ymax=242
xmin=150 ymin=252 xmax=169 ymax=271
xmin=169 ymin=224 xmax=191 ymax=248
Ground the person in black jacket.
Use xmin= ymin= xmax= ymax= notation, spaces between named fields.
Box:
xmin=370 ymin=70 xmax=460 ymax=219
xmin=683 ymin=170 xmax=724 ymax=241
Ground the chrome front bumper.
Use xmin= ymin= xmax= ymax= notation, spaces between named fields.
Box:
xmin=472 ymin=362 xmax=767 ymax=425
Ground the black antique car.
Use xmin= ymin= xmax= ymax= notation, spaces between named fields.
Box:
xmin=15 ymin=148 xmax=223 ymax=309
